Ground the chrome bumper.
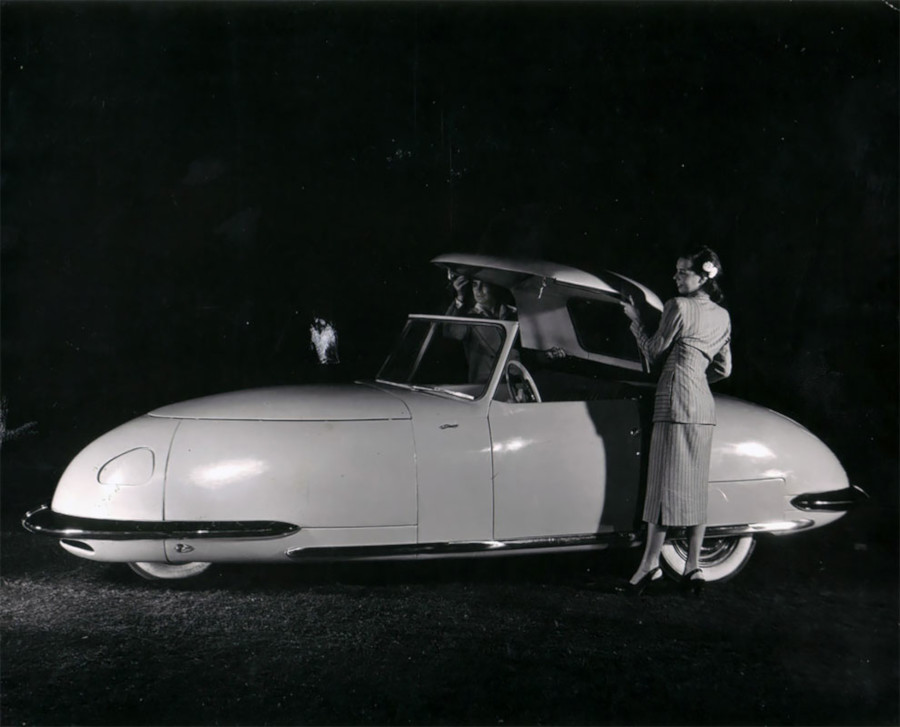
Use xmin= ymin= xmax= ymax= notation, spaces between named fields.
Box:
xmin=22 ymin=505 xmax=299 ymax=540
xmin=790 ymin=485 xmax=869 ymax=512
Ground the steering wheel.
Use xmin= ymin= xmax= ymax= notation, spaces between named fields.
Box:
xmin=506 ymin=360 xmax=542 ymax=403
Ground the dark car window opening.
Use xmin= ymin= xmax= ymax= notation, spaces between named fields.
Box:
xmin=567 ymin=298 xmax=643 ymax=364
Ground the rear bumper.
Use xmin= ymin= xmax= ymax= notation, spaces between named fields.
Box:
xmin=22 ymin=504 xmax=299 ymax=540
xmin=790 ymin=485 xmax=869 ymax=512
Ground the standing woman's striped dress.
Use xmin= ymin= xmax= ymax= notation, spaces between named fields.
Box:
xmin=630 ymin=293 xmax=732 ymax=526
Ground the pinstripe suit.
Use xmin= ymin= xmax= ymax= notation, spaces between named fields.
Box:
xmin=630 ymin=292 xmax=732 ymax=526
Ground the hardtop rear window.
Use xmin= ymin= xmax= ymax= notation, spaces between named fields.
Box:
xmin=567 ymin=298 xmax=643 ymax=364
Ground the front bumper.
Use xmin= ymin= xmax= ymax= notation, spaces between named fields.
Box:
xmin=790 ymin=485 xmax=869 ymax=512
xmin=22 ymin=505 xmax=300 ymax=540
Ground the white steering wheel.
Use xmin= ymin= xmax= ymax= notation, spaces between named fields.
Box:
xmin=506 ymin=360 xmax=542 ymax=403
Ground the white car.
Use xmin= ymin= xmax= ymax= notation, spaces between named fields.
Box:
xmin=23 ymin=253 xmax=865 ymax=582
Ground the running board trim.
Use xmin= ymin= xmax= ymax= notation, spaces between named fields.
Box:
xmin=285 ymin=521 xmax=815 ymax=560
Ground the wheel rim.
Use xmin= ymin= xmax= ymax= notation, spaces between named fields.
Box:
xmin=670 ymin=537 xmax=740 ymax=566
xmin=128 ymin=561 xmax=212 ymax=581
xmin=660 ymin=534 xmax=755 ymax=583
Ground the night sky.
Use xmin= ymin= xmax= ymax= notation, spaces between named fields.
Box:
xmin=1 ymin=2 xmax=897 ymax=519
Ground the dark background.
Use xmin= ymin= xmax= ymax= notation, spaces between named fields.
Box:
xmin=1 ymin=2 xmax=897 ymax=532
xmin=1 ymin=3 xmax=897 ymax=725
xmin=2 ymin=1 xmax=896 ymax=522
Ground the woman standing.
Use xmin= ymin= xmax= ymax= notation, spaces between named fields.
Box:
xmin=622 ymin=247 xmax=732 ymax=593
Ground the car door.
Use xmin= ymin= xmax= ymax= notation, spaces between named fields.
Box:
xmin=489 ymin=396 xmax=644 ymax=541
xmin=409 ymin=398 xmax=495 ymax=545
xmin=381 ymin=317 xmax=520 ymax=547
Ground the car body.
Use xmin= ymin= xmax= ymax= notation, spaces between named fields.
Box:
xmin=23 ymin=253 xmax=865 ymax=581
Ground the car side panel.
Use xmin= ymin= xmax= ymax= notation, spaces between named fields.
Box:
xmin=403 ymin=397 xmax=494 ymax=544
xmin=164 ymin=419 xmax=417 ymax=528
xmin=711 ymin=396 xmax=850 ymax=495
xmin=490 ymin=399 xmax=643 ymax=539
xmin=707 ymin=478 xmax=785 ymax=526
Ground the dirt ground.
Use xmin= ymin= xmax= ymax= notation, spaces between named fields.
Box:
xmin=1 ymin=505 xmax=897 ymax=727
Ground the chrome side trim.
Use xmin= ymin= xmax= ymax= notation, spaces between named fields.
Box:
xmin=286 ymin=532 xmax=637 ymax=560
xmin=790 ymin=485 xmax=869 ymax=512
xmin=285 ymin=522 xmax=817 ymax=561
xmin=22 ymin=505 xmax=300 ymax=541
xmin=699 ymin=521 xmax=815 ymax=537
xmin=60 ymin=538 xmax=95 ymax=552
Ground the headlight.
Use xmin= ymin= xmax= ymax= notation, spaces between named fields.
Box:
xmin=97 ymin=448 xmax=155 ymax=486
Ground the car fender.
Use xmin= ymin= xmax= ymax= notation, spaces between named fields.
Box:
xmin=51 ymin=415 xmax=180 ymax=521
xmin=163 ymin=417 xmax=417 ymax=528
xmin=711 ymin=395 xmax=849 ymax=496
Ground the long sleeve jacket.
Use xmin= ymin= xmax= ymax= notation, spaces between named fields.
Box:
xmin=631 ymin=292 xmax=732 ymax=424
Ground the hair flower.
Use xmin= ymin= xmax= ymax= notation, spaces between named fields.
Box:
xmin=702 ymin=261 xmax=718 ymax=279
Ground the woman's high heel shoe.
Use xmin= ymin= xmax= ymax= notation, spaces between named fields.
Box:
xmin=627 ymin=566 xmax=663 ymax=596
xmin=682 ymin=568 xmax=706 ymax=595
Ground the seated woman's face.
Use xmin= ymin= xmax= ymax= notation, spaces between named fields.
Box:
xmin=472 ymin=279 xmax=498 ymax=307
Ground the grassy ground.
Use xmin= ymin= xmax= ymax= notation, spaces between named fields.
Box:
xmin=1 ymin=509 xmax=897 ymax=727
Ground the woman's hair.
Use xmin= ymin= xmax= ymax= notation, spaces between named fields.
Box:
xmin=684 ymin=246 xmax=725 ymax=305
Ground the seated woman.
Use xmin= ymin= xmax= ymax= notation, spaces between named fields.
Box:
xmin=445 ymin=275 xmax=565 ymax=390
xmin=444 ymin=275 xmax=517 ymax=384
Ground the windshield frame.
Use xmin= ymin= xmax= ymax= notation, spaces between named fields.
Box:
xmin=376 ymin=314 xmax=520 ymax=402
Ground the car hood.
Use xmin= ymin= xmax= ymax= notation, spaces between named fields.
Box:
xmin=148 ymin=384 xmax=412 ymax=421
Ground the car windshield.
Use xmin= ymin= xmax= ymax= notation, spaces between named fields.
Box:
xmin=377 ymin=317 xmax=510 ymax=400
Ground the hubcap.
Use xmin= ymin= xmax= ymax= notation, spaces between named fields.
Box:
xmin=670 ymin=537 xmax=738 ymax=566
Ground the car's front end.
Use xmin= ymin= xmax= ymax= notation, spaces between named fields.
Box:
xmin=22 ymin=384 xmax=421 ymax=573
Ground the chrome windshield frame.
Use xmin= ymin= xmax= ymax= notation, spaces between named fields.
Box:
xmin=376 ymin=314 xmax=520 ymax=402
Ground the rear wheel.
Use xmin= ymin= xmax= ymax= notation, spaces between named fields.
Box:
xmin=128 ymin=561 xmax=212 ymax=581
xmin=660 ymin=534 xmax=756 ymax=583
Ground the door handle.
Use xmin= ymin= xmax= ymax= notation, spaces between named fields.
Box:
xmin=630 ymin=427 xmax=641 ymax=436
xmin=439 ymin=423 xmax=459 ymax=430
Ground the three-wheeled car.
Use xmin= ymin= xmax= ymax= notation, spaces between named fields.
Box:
xmin=23 ymin=254 xmax=864 ymax=581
